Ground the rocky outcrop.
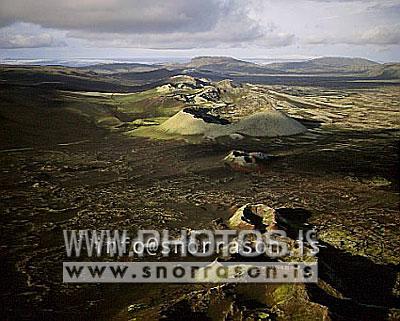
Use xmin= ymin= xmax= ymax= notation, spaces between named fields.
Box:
xmin=237 ymin=283 xmax=331 ymax=321
xmin=228 ymin=203 xmax=277 ymax=231
xmin=218 ymin=205 xmax=329 ymax=320
xmin=159 ymin=284 xmax=276 ymax=321
xmin=159 ymin=203 xmax=329 ymax=321
xmin=224 ymin=150 xmax=269 ymax=173
xmin=183 ymin=107 xmax=230 ymax=125
xmin=226 ymin=204 xmax=318 ymax=261
xmin=159 ymin=282 xmax=331 ymax=321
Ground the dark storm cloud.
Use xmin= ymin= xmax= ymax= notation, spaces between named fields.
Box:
xmin=0 ymin=0 xmax=397 ymax=52
xmin=0 ymin=0 xmax=295 ymax=49
xmin=0 ymin=0 xmax=223 ymax=33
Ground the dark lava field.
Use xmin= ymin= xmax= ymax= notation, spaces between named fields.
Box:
xmin=0 ymin=63 xmax=399 ymax=321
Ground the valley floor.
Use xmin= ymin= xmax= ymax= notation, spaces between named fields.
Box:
xmin=0 ymin=80 xmax=399 ymax=320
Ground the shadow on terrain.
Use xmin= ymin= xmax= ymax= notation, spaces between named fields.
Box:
xmin=277 ymin=208 xmax=399 ymax=321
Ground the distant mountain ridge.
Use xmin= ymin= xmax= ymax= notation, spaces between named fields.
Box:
xmin=63 ymin=55 xmax=400 ymax=80
xmin=184 ymin=56 xmax=280 ymax=74
xmin=289 ymin=57 xmax=378 ymax=67
xmin=367 ymin=63 xmax=400 ymax=79
xmin=187 ymin=56 xmax=252 ymax=67
xmin=180 ymin=56 xmax=394 ymax=76
xmin=267 ymin=57 xmax=380 ymax=74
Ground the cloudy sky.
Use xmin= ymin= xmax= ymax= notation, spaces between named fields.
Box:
xmin=0 ymin=0 xmax=399 ymax=62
